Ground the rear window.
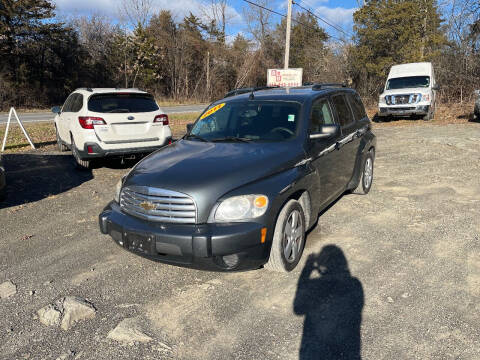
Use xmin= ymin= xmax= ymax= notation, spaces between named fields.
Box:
xmin=331 ymin=94 xmax=354 ymax=127
xmin=347 ymin=93 xmax=367 ymax=121
xmin=88 ymin=93 xmax=159 ymax=113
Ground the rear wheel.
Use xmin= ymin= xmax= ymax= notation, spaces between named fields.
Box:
xmin=71 ymin=137 xmax=91 ymax=170
xmin=265 ymin=200 xmax=306 ymax=272
xmin=56 ymin=127 xmax=68 ymax=152
xmin=353 ymin=150 xmax=374 ymax=195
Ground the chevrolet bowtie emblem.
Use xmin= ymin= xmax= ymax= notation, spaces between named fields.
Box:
xmin=139 ymin=201 xmax=156 ymax=211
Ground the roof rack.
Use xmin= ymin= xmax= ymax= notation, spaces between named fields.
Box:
xmin=311 ymin=83 xmax=348 ymax=90
xmin=224 ymin=86 xmax=279 ymax=98
xmin=76 ymin=87 xmax=93 ymax=92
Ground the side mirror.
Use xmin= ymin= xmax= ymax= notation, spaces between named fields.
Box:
xmin=432 ymin=84 xmax=440 ymax=91
xmin=186 ymin=123 xmax=193 ymax=133
xmin=309 ymin=124 xmax=339 ymax=140
xmin=51 ymin=106 xmax=61 ymax=114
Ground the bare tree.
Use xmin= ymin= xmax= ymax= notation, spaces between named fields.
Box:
xmin=119 ymin=0 xmax=153 ymax=28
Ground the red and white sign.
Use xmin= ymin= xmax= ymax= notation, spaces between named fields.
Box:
xmin=267 ymin=68 xmax=303 ymax=87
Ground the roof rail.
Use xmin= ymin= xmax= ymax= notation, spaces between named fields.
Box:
xmin=76 ymin=87 xmax=93 ymax=92
xmin=312 ymin=83 xmax=348 ymax=90
xmin=224 ymin=86 xmax=279 ymax=98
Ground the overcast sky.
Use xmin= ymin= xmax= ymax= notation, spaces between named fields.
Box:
xmin=53 ymin=0 xmax=357 ymax=40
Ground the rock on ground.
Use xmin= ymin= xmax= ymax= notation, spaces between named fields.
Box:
xmin=0 ymin=281 xmax=17 ymax=299
xmin=37 ymin=304 xmax=61 ymax=327
xmin=107 ymin=317 xmax=153 ymax=345
xmin=37 ymin=297 xmax=96 ymax=331
xmin=60 ymin=296 xmax=96 ymax=331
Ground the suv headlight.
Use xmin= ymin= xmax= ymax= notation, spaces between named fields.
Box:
xmin=215 ymin=194 xmax=269 ymax=222
xmin=114 ymin=179 xmax=122 ymax=203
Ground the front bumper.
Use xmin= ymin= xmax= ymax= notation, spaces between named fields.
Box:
xmin=77 ymin=139 xmax=171 ymax=159
xmin=378 ymin=105 xmax=430 ymax=117
xmin=99 ymin=202 xmax=269 ymax=271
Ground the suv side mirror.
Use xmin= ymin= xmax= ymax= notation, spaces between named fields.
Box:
xmin=432 ymin=84 xmax=440 ymax=91
xmin=51 ymin=106 xmax=61 ymax=114
xmin=186 ymin=123 xmax=193 ymax=133
xmin=309 ymin=124 xmax=339 ymax=140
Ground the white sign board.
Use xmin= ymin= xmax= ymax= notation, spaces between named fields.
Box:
xmin=267 ymin=68 xmax=303 ymax=87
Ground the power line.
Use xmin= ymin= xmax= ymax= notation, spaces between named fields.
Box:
xmin=293 ymin=0 xmax=354 ymax=39
xmin=240 ymin=0 xmax=347 ymax=43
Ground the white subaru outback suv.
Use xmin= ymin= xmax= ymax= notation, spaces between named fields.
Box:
xmin=53 ymin=88 xmax=172 ymax=169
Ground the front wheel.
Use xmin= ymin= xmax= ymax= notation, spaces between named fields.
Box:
xmin=56 ymin=127 xmax=68 ymax=152
xmin=265 ymin=200 xmax=306 ymax=272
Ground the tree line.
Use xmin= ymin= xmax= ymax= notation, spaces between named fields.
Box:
xmin=0 ymin=0 xmax=479 ymax=109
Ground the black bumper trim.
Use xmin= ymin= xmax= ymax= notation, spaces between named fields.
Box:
xmin=99 ymin=202 xmax=269 ymax=271
xmin=77 ymin=139 xmax=171 ymax=159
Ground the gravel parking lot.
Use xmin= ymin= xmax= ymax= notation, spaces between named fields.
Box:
xmin=0 ymin=123 xmax=479 ymax=359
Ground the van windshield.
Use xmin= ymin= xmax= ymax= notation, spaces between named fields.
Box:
xmin=189 ymin=100 xmax=301 ymax=142
xmin=386 ymin=76 xmax=430 ymax=90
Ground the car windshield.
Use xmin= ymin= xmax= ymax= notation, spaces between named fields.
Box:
xmin=88 ymin=93 xmax=159 ymax=113
xmin=189 ymin=100 xmax=302 ymax=142
xmin=386 ymin=76 xmax=430 ymax=90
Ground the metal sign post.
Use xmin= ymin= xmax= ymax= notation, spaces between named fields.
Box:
xmin=1 ymin=107 xmax=36 ymax=151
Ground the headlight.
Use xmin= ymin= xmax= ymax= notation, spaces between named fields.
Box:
xmin=114 ymin=179 xmax=122 ymax=203
xmin=215 ymin=194 xmax=269 ymax=222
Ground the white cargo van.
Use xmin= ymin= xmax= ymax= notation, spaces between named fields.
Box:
xmin=378 ymin=62 xmax=439 ymax=120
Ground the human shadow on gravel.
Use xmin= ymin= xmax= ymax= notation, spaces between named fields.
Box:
xmin=0 ymin=153 xmax=93 ymax=209
xmin=294 ymin=245 xmax=364 ymax=360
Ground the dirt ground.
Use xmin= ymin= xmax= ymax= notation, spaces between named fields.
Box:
xmin=0 ymin=121 xmax=479 ymax=359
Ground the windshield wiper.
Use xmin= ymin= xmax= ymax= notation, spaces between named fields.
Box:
xmin=211 ymin=136 xmax=252 ymax=143
xmin=183 ymin=134 xmax=209 ymax=142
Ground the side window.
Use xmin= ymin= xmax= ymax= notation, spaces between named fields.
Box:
xmin=309 ymin=98 xmax=334 ymax=133
xmin=347 ymin=93 xmax=367 ymax=121
xmin=62 ymin=94 xmax=75 ymax=113
xmin=331 ymin=94 xmax=354 ymax=127
xmin=71 ymin=94 xmax=84 ymax=113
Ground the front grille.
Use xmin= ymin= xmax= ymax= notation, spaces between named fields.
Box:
xmin=120 ymin=186 xmax=197 ymax=224
xmin=386 ymin=94 xmax=421 ymax=105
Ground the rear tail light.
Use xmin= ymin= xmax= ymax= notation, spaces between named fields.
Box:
xmin=79 ymin=117 xmax=106 ymax=129
xmin=154 ymin=114 xmax=169 ymax=125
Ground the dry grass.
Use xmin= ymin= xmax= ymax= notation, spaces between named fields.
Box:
xmin=0 ymin=112 xmax=201 ymax=153
xmin=156 ymin=98 xmax=205 ymax=107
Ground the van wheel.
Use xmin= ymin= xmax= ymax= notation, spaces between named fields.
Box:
xmin=56 ymin=127 xmax=68 ymax=152
xmin=71 ymin=138 xmax=91 ymax=170
xmin=423 ymin=108 xmax=434 ymax=121
xmin=265 ymin=200 xmax=306 ymax=272
xmin=353 ymin=150 xmax=374 ymax=195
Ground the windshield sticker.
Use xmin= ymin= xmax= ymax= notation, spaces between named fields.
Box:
xmin=288 ymin=114 xmax=295 ymax=122
xmin=200 ymin=103 xmax=225 ymax=120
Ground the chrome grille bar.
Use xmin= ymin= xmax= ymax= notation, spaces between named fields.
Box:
xmin=120 ymin=186 xmax=197 ymax=224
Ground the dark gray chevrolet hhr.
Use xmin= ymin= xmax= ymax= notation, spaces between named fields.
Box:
xmin=99 ymin=85 xmax=376 ymax=272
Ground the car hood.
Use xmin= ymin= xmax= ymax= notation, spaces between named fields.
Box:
xmin=380 ymin=87 xmax=431 ymax=96
xmin=124 ymin=139 xmax=304 ymax=222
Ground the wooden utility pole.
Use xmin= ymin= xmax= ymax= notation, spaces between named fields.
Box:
xmin=284 ymin=0 xmax=293 ymax=69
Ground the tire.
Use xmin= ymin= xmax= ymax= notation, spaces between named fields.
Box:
xmin=423 ymin=107 xmax=434 ymax=121
xmin=353 ymin=149 xmax=374 ymax=195
xmin=56 ymin=127 xmax=68 ymax=152
xmin=71 ymin=137 xmax=91 ymax=170
xmin=265 ymin=200 xmax=306 ymax=272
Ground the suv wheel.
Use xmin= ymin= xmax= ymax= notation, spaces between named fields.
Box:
xmin=265 ymin=200 xmax=306 ymax=272
xmin=56 ymin=127 xmax=68 ymax=152
xmin=71 ymin=137 xmax=91 ymax=170
xmin=353 ymin=149 xmax=374 ymax=195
